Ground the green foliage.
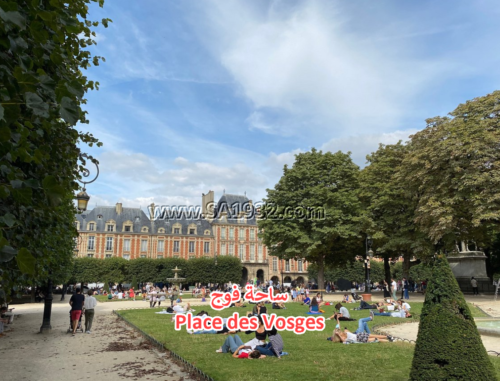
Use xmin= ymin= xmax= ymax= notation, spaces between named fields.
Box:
xmin=131 ymin=275 xmax=137 ymax=290
xmin=71 ymin=257 xmax=242 ymax=285
xmin=401 ymin=91 xmax=500 ymax=245
xmin=259 ymin=149 xmax=363 ymax=288
xmin=410 ymin=255 xmax=497 ymax=380
xmin=0 ymin=0 xmax=109 ymax=301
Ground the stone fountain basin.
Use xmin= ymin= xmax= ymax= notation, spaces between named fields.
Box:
xmin=475 ymin=318 xmax=500 ymax=337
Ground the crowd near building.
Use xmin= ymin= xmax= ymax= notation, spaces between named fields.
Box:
xmin=75 ymin=191 xmax=309 ymax=285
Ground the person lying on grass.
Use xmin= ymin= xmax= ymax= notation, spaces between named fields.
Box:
xmin=216 ymin=334 xmax=267 ymax=359
xmin=230 ymin=299 xmax=246 ymax=308
xmin=329 ymin=328 xmax=392 ymax=344
xmin=272 ymin=301 xmax=286 ymax=309
xmin=375 ymin=299 xmax=411 ymax=318
xmin=326 ymin=303 xmax=356 ymax=321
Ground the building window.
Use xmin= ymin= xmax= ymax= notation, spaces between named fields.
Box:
xmin=221 ymin=227 xmax=226 ymax=239
xmin=221 ymin=244 xmax=226 ymax=256
xmin=107 ymin=224 xmax=114 ymax=232
xmin=123 ymin=254 xmax=130 ymax=260
xmin=141 ymin=239 xmax=147 ymax=252
xmin=157 ymin=255 xmax=163 ymax=259
xmin=174 ymin=227 xmax=180 ymax=234
xmin=229 ymin=227 xmax=234 ymax=239
xmin=173 ymin=241 xmax=180 ymax=252
xmin=250 ymin=244 xmax=255 ymax=261
xmin=250 ymin=229 xmax=255 ymax=240
xmin=105 ymin=254 xmax=112 ymax=258
xmin=229 ymin=243 xmax=234 ymax=255
xmin=157 ymin=240 xmax=164 ymax=252
xmin=141 ymin=227 xmax=148 ymax=232
xmin=239 ymin=244 xmax=244 ymax=261
xmin=140 ymin=255 xmax=146 ymax=258
xmin=298 ymin=260 xmax=303 ymax=272
xmin=204 ymin=242 xmax=210 ymax=253
xmin=189 ymin=228 xmax=195 ymax=235
xmin=87 ymin=236 xmax=95 ymax=250
xmin=204 ymin=230 xmax=210 ymax=235
xmin=123 ymin=239 xmax=131 ymax=252
xmin=87 ymin=254 xmax=94 ymax=258
xmin=273 ymin=257 xmax=277 ymax=272
xmin=189 ymin=241 xmax=195 ymax=253
xmin=285 ymin=260 xmax=290 ymax=272
xmin=124 ymin=225 xmax=131 ymax=232
xmin=258 ymin=245 xmax=263 ymax=262
xmin=88 ymin=223 xmax=95 ymax=231
xmin=106 ymin=237 xmax=113 ymax=251
xmin=158 ymin=228 xmax=165 ymax=233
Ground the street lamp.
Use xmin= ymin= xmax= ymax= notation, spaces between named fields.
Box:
xmin=365 ymin=236 xmax=374 ymax=295
xmin=40 ymin=153 xmax=99 ymax=334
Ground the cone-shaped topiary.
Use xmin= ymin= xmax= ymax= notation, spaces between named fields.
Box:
xmin=410 ymin=254 xmax=497 ymax=380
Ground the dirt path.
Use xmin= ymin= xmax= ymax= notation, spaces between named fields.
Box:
xmin=0 ymin=300 xmax=194 ymax=381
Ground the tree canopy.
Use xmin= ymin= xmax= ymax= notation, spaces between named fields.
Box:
xmin=259 ymin=149 xmax=363 ymax=289
xmin=0 ymin=0 xmax=109 ymax=302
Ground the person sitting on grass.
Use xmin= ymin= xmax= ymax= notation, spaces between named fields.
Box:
xmin=252 ymin=302 xmax=267 ymax=316
xmin=342 ymin=294 xmax=354 ymax=303
xmin=230 ymin=299 xmax=246 ymax=308
xmin=308 ymin=297 xmax=323 ymax=314
xmin=302 ymin=295 xmax=311 ymax=306
xmin=216 ymin=334 xmax=267 ymax=359
xmin=326 ymin=303 xmax=355 ymax=321
xmin=374 ymin=300 xmax=411 ymax=318
xmin=315 ymin=293 xmax=325 ymax=307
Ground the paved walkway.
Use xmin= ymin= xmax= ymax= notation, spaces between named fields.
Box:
xmin=0 ymin=299 xmax=195 ymax=381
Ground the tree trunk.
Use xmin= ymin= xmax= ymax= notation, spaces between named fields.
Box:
xmin=403 ymin=252 xmax=411 ymax=279
xmin=317 ymin=255 xmax=325 ymax=289
xmin=384 ymin=256 xmax=391 ymax=284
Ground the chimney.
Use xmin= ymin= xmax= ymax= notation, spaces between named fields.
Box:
xmin=202 ymin=190 xmax=215 ymax=221
xmin=116 ymin=203 xmax=122 ymax=215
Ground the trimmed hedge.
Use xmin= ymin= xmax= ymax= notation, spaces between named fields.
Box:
xmin=410 ymin=255 xmax=497 ymax=380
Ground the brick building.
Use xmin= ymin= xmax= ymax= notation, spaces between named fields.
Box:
xmin=75 ymin=192 xmax=309 ymax=285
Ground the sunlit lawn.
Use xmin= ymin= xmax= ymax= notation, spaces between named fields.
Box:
xmin=117 ymin=301 xmax=500 ymax=381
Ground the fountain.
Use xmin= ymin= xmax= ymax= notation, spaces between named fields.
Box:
xmin=166 ymin=266 xmax=186 ymax=305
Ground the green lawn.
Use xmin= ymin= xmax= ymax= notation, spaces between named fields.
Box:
xmin=117 ymin=302 xmax=500 ymax=381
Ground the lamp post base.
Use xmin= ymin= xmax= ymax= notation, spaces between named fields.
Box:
xmin=40 ymin=324 xmax=52 ymax=333
xmin=40 ymin=278 xmax=53 ymax=334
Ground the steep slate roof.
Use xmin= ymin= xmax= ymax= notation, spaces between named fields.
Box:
xmin=77 ymin=205 xmax=213 ymax=236
xmin=76 ymin=206 xmax=150 ymax=233
xmin=153 ymin=214 xmax=213 ymax=236
xmin=213 ymin=193 xmax=257 ymax=226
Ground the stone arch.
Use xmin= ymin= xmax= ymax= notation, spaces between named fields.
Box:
xmin=296 ymin=276 xmax=305 ymax=285
xmin=241 ymin=267 xmax=249 ymax=286
xmin=284 ymin=276 xmax=292 ymax=283
xmin=271 ymin=276 xmax=280 ymax=284
xmin=256 ymin=269 xmax=265 ymax=282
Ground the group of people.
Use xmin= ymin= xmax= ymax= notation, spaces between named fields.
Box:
xmin=69 ymin=287 xmax=98 ymax=336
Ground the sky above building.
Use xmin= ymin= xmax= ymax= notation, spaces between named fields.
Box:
xmin=81 ymin=0 xmax=500 ymax=209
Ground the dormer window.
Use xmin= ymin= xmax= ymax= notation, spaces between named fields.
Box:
xmin=141 ymin=226 xmax=148 ymax=232
xmin=124 ymin=226 xmax=131 ymax=232
xmin=158 ymin=228 xmax=165 ymax=233
xmin=204 ymin=230 xmax=210 ymax=235
xmin=88 ymin=223 xmax=95 ymax=231
xmin=189 ymin=228 xmax=195 ymax=235
xmin=174 ymin=228 xmax=180 ymax=234
xmin=98 ymin=215 xmax=103 ymax=220
xmin=107 ymin=225 xmax=114 ymax=232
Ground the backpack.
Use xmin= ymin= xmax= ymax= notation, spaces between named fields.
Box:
xmin=269 ymin=333 xmax=284 ymax=357
xmin=166 ymin=307 xmax=174 ymax=313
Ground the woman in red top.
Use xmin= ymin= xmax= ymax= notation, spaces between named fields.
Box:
xmin=129 ymin=288 xmax=135 ymax=301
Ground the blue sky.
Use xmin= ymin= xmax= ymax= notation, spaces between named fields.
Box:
xmin=81 ymin=0 xmax=500 ymax=208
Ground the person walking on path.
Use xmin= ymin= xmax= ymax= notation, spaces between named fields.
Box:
xmin=69 ymin=288 xmax=85 ymax=336
xmin=84 ymin=290 xmax=97 ymax=334
xmin=403 ymin=278 xmax=410 ymax=300
xmin=471 ymin=277 xmax=479 ymax=295
xmin=391 ymin=278 xmax=397 ymax=300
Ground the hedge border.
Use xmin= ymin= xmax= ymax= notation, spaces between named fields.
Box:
xmin=113 ymin=309 xmax=215 ymax=381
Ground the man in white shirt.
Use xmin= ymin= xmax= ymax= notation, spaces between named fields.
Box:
xmin=391 ymin=279 xmax=397 ymax=300
xmin=326 ymin=303 xmax=354 ymax=321
xmin=117 ymin=291 xmax=123 ymax=299
xmin=83 ymin=291 xmax=98 ymax=334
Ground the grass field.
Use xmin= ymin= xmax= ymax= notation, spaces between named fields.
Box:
xmin=117 ymin=302 xmax=500 ymax=381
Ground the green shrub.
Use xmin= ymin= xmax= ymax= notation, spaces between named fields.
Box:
xmin=410 ymin=255 xmax=497 ymax=380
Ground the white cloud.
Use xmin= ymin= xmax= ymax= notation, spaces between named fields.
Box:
xmin=321 ymin=129 xmax=418 ymax=166
xmin=193 ymin=0 xmax=453 ymax=137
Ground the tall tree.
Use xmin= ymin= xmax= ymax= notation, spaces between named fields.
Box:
xmin=359 ymin=142 xmax=431 ymax=279
xmin=259 ymin=149 xmax=362 ymax=289
xmin=0 ymin=1 xmax=109 ymax=301
xmin=401 ymin=91 xmax=500 ymax=247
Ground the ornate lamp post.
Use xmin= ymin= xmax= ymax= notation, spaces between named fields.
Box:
xmin=40 ymin=153 xmax=99 ymax=333
xmin=365 ymin=236 xmax=374 ymax=295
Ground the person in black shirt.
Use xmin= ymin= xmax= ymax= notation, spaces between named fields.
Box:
xmin=69 ymin=288 xmax=85 ymax=336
